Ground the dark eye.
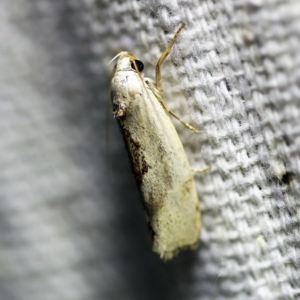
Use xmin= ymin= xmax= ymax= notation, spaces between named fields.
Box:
xmin=131 ymin=60 xmax=144 ymax=72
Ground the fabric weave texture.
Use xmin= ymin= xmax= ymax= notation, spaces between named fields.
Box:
xmin=0 ymin=0 xmax=299 ymax=299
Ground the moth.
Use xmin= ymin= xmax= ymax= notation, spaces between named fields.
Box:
xmin=110 ymin=24 xmax=202 ymax=260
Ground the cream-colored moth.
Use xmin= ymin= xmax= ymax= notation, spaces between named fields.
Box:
xmin=110 ymin=24 xmax=201 ymax=260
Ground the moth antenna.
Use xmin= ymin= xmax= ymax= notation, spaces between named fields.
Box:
xmin=108 ymin=52 xmax=126 ymax=65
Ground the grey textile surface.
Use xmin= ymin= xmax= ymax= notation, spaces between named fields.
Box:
xmin=1 ymin=0 xmax=300 ymax=299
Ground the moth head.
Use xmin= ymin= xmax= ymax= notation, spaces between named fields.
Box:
xmin=109 ymin=51 xmax=144 ymax=73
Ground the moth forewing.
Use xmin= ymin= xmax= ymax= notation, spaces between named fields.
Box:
xmin=110 ymin=26 xmax=201 ymax=260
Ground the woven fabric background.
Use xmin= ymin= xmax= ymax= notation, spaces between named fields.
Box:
xmin=1 ymin=0 xmax=299 ymax=299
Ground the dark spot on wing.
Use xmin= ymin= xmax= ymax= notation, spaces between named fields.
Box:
xmin=123 ymin=128 xmax=149 ymax=186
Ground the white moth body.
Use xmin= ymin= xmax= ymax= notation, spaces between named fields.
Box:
xmin=110 ymin=49 xmax=200 ymax=260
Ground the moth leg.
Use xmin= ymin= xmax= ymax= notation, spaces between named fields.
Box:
xmin=156 ymin=23 xmax=185 ymax=92
xmin=155 ymin=24 xmax=199 ymax=133
xmin=154 ymin=93 xmax=199 ymax=133
xmin=192 ymin=166 xmax=210 ymax=174
xmin=148 ymin=84 xmax=199 ymax=133
xmin=169 ymin=110 xmax=199 ymax=133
